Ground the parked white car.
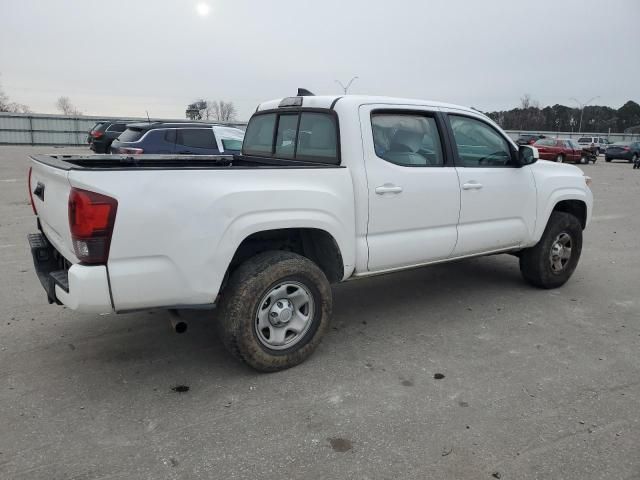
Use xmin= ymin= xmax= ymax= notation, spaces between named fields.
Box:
xmin=27 ymin=93 xmax=593 ymax=371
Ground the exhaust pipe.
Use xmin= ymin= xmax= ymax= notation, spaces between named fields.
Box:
xmin=168 ymin=309 xmax=187 ymax=334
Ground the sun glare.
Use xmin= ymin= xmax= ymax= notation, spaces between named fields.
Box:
xmin=196 ymin=3 xmax=211 ymax=16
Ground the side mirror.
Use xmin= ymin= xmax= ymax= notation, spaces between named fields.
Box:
xmin=517 ymin=145 xmax=539 ymax=166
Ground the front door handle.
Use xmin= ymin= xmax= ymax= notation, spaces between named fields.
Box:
xmin=375 ymin=184 xmax=403 ymax=195
xmin=462 ymin=182 xmax=483 ymax=190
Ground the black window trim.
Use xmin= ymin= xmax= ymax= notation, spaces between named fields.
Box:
xmin=241 ymin=107 xmax=341 ymax=165
xmin=443 ymin=112 xmax=519 ymax=168
xmin=369 ymin=109 xmax=452 ymax=168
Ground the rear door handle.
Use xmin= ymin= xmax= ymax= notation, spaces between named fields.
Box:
xmin=462 ymin=182 xmax=483 ymax=190
xmin=375 ymin=184 xmax=403 ymax=194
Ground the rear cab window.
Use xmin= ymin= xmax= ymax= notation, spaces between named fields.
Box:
xmin=243 ymin=110 xmax=339 ymax=164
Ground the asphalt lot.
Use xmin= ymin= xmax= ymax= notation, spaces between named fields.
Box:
xmin=1 ymin=145 xmax=639 ymax=480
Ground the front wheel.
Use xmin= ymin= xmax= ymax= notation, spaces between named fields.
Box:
xmin=556 ymin=154 xmax=564 ymax=163
xmin=217 ymin=251 xmax=332 ymax=372
xmin=631 ymin=153 xmax=638 ymax=165
xmin=519 ymin=212 xmax=583 ymax=289
xmin=580 ymin=154 xmax=588 ymax=165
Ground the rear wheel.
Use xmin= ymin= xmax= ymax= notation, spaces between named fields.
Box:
xmin=217 ymin=251 xmax=332 ymax=372
xmin=519 ymin=212 xmax=582 ymax=289
xmin=631 ymin=153 xmax=638 ymax=165
xmin=556 ymin=154 xmax=564 ymax=163
xmin=605 ymin=157 xmax=612 ymax=162
xmin=580 ymin=154 xmax=588 ymax=165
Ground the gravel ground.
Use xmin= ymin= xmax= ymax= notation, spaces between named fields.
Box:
xmin=0 ymin=146 xmax=639 ymax=479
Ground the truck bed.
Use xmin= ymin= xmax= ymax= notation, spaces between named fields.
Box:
xmin=31 ymin=154 xmax=344 ymax=170
xmin=28 ymin=152 xmax=355 ymax=313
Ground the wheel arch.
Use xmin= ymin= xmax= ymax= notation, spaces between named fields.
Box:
xmin=553 ymin=199 xmax=587 ymax=229
xmin=226 ymin=227 xmax=346 ymax=285
xmin=533 ymin=190 xmax=591 ymax=243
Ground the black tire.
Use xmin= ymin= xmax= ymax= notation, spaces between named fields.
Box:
xmin=580 ymin=155 xmax=588 ymax=165
xmin=217 ymin=251 xmax=332 ymax=372
xmin=605 ymin=157 xmax=611 ymax=162
xmin=556 ymin=154 xmax=564 ymax=163
xmin=519 ymin=212 xmax=583 ymax=289
xmin=631 ymin=154 xmax=638 ymax=164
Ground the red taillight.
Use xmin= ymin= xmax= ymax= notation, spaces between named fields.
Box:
xmin=118 ymin=147 xmax=144 ymax=154
xmin=68 ymin=188 xmax=118 ymax=264
xmin=623 ymin=146 xmax=630 ymax=151
xmin=28 ymin=167 xmax=37 ymax=215
xmin=91 ymin=130 xmax=104 ymax=139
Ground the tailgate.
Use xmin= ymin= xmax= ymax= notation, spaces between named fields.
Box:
xmin=29 ymin=159 xmax=78 ymax=263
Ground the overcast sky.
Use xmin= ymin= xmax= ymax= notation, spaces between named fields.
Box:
xmin=1 ymin=0 xmax=638 ymax=120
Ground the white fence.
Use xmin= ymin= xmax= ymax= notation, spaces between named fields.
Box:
xmin=0 ymin=112 xmax=247 ymax=146
xmin=1 ymin=112 xmax=638 ymax=146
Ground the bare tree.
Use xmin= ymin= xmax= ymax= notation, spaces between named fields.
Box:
xmin=186 ymin=99 xmax=237 ymax=122
xmin=56 ymin=96 xmax=82 ymax=116
xmin=520 ymin=94 xmax=532 ymax=109
xmin=0 ymin=75 xmax=31 ymax=113
xmin=209 ymin=100 xmax=237 ymax=122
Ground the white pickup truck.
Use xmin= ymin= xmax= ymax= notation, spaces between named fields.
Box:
xmin=27 ymin=93 xmax=593 ymax=371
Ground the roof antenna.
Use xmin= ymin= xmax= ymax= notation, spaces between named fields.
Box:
xmin=297 ymin=88 xmax=315 ymax=97
xmin=146 ymin=110 xmax=151 ymax=123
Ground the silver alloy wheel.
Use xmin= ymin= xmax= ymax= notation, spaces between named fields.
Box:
xmin=556 ymin=154 xmax=563 ymax=163
xmin=255 ymin=281 xmax=315 ymax=350
xmin=549 ymin=232 xmax=572 ymax=273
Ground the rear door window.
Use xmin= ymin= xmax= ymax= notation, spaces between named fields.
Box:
xmin=118 ymin=128 xmax=145 ymax=142
xmin=164 ymin=129 xmax=176 ymax=143
xmin=371 ymin=113 xmax=443 ymax=166
xmin=176 ymin=129 xmax=217 ymax=149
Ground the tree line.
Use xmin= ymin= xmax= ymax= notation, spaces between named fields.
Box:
xmin=1 ymin=75 xmax=83 ymax=115
xmin=485 ymin=95 xmax=640 ymax=133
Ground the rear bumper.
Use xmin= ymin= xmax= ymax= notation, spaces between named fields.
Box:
xmin=28 ymin=232 xmax=113 ymax=313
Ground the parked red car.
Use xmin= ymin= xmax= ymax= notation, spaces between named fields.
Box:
xmin=533 ymin=138 xmax=592 ymax=164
